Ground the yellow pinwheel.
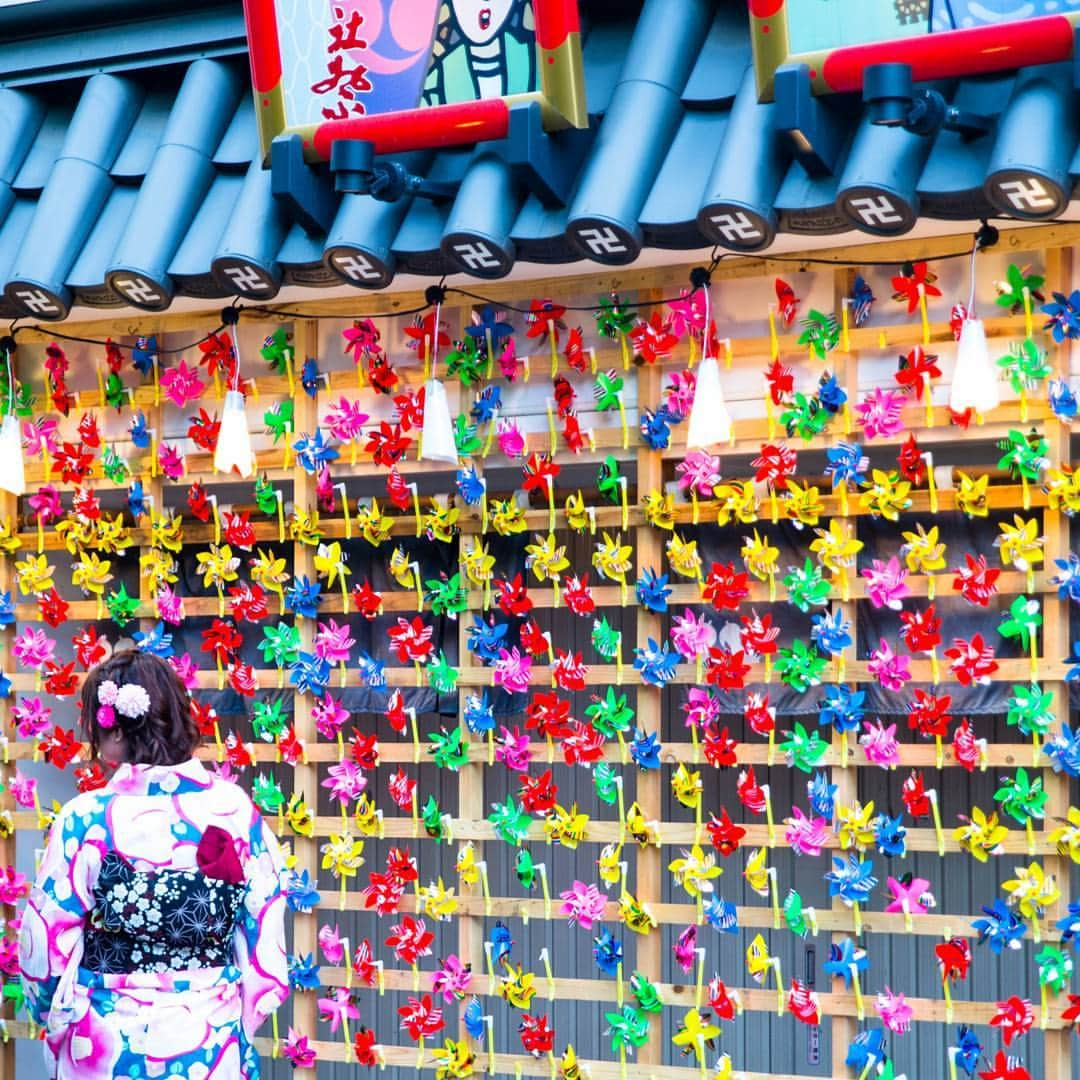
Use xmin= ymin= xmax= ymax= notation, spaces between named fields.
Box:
xmin=353 ymin=794 xmax=382 ymax=837
xmin=563 ymin=491 xmax=590 ymax=533
xmin=1046 ymin=466 xmax=1080 ymax=517
xmin=14 ymin=552 xmax=54 ymax=596
xmin=544 ymin=802 xmax=588 ymax=849
xmin=741 ymin=529 xmax=779 ymax=582
xmin=996 ymin=514 xmax=1044 ymax=573
xmin=619 ymin=890 xmax=658 ymax=935
xmin=810 ymin=519 xmax=862 ymax=575
xmin=667 ymin=844 xmax=722 ymax=899
xmin=432 ymin=1038 xmax=475 ymax=1080
xmin=150 ymin=511 xmax=184 ymax=552
xmin=196 ymin=543 xmax=240 ymax=591
xmin=456 ymin=841 xmax=480 ymax=886
xmin=666 ymin=533 xmax=702 ymax=581
xmin=1002 ymin=861 xmax=1060 ymax=919
xmin=55 ymin=518 xmax=91 ymax=556
xmin=140 ymin=549 xmax=178 ymax=590
xmin=672 ymin=1009 xmax=720 ymax=1064
xmin=95 ymin=514 xmax=133 ymax=555
xmin=743 ymin=847 xmax=770 ymax=897
xmin=592 ymin=531 xmax=633 ymax=585
xmin=670 ymin=763 xmax=702 ymax=810
xmin=954 ymin=805 xmax=1008 ymax=863
xmin=290 ymin=507 xmax=322 ymax=546
xmin=597 ymin=843 xmax=623 ymax=887
xmin=837 ymin=800 xmax=876 ymax=851
xmin=389 ymin=546 xmax=419 ymax=589
xmin=419 ymin=877 xmax=457 ymax=921
xmin=1049 ymin=807 xmax=1080 ymax=864
xmin=715 ymin=481 xmax=758 ymax=526
xmin=424 ymin=499 xmax=459 ymax=543
xmin=490 ymin=497 xmax=527 ymax=536
xmin=356 ymin=498 xmax=393 ymax=547
xmin=624 ymin=801 xmax=657 ymax=847
xmin=250 ymin=548 xmax=290 ymax=592
xmin=498 ymin=963 xmax=536 ymax=1009
xmin=858 ymin=469 xmax=912 ymax=522
xmin=642 ymin=488 xmax=676 ymax=531
xmin=461 ymin=540 xmax=495 ymax=589
xmin=314 ymin=541 xmax=350 ymax=591
xmin=783 ymin=479 xmax=824 ymax=528
xmin=0 ymin=517 xmax=21 ymax=555
xmin=900 ymin=522 xmax=947 ymax=574
xmin=746 ymin=934 xmax=776 ymax=983
xmin=71 ymin=551 xmax=112 ymax=598
xmin=954 ymin=471 xmax=989 ymax=519
xmin=525 ymin=533 xmax=570 ymax=584
xmin=286 ymin=792 xmax=314 ymax=837
xmin=319 ymin=830 xmax=365 ymax=879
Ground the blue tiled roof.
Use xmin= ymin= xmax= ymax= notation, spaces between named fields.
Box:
xmin=1 ymin=0 xmax=1078 ymax=320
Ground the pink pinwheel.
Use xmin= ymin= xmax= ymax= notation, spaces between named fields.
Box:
xmin=12 ymin=627 xmax=55 ymax=671
xmin=861 ymin=557 xmax=909 ymax=611
xmin=876 ymin=987 xmax=913 ymax=1034
xmin=676 ymin=449 xmax=722 ymax=497
xmin=493 ymin=647 xmax=532 ymax=695
xmin=318 ymin=986 xmax=360 ymax=1035
xmin=315 ymin=619 xmax=355 ymax=665
xmin=560 ymin=880 xmax=607 ymax=930
xmin=867 ymin=639 xmax=911 ymax=692
xmin=282 ymin=1028 xmax=317 ymax=1068
xmin=670 ymin=609 xmax=717 ymax=662
xmin=856 ymin=387 xmax=906 ymax=440
xmin=673 ymin=924 xmax=697 ymax=973
xmin=316 ymin=466 xmax=334 ymax=510
xmin=431 ymin=953 xmax=472 ymax=1003
xmin=168 ymin=652 xmax=199 ymax=691
xmin=664 ymin=369 xmax=697 ymax=421
xmin=12 ymin=697 xmax=50 ymax=740
xmin=22 ymin=417 xmax=59 ymax=458
xmin=683 ymin=687 xmax=721 ymax=731
xmin=322 ymin=761 xmax=367 ymax=806
xmin=667 ymin=288 xmax=707 ymax=339
xmin=158 ymin=442 xmax=185 ymax=480
xmin=28 ymin=485 xmax=62 ymax=524
xmin=885 ymin=875 xmax=934 ymax=917
xmin=318 ymin=923 xmax=346 ymax=965
xmin=497 ymin=338 xmax=521 ymax=381
xmin=313 ymin=693 xmax=350 ymax=740
xmin=8 ymin=770 xmax=35 ymax=810
xmin=324 ymin=396 xmax=369 ymax=444
xmin=156 ymin=585 xmax=185 ymax=625
xmin=784 ymin=806 xmax=831 ymax=857
xmin=860 ymin=720 xmax=902 ymax=768
xmin=343 ymin=318 xmax=382 ymax=361
xmin=497 ymin=418 xmax=526 ymax=459
xmin=160 ymin=358 xmax=206 ymax=408
xmin=495 ymin=726 xmax=532 ymax=772
xmin=0 ymin=866 xmax=27 ymax=906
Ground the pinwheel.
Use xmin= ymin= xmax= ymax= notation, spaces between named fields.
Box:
xmin=752 ymin=442 xmax=797 ymax=521
xmin=825 ymin=938 xmax=869 ymax=1020
xmin=945 ymin=633 xmax=998 ymax=686
xmin=845 ymin=1029 xmax=887 ymax=1077
xmin=856 ymin=387 xmax=906 ymax=439
xmin=876 ymin=987 xmax=913 ymax=1034
xmin=281 ymin=1026 xmax=318 ymax=1067
xmin=953 ymin=804 xmax=1007 ymax=862
xmin=991 ymin=996 xmax=1034 ymax=1048
xmin=782 ymin=558 xmax=831 ymax=613
xmin=604 ymin=1004 xmax=650 ymax=1056
xmin=774 ymin=640 xmax=827 ymax=693
xmin=1002 ymin=861 xmax=1060 ymax=929
xmin=672 ymin=1008 xmax=720 ymax=1065
xmin=160 ymin=358 xmax=205 ymax=408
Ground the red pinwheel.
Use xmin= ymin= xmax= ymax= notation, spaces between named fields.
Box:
xmin=349 ymin=730 xmax=379 ymax=770
xmin=404 ymin=312 xmax=450 ymax=355
xmin=74 ymin=761 xmax=109 ymax=793
xmin=562 ymin=574 xmax=596 ymax=617
xmin=897 ymin=433 xmax=926 ymax=485
xmin=187 ymin=408 xmax=221 ymax=454
xmin=952 ymin=554 xmax=1000 ymax=607
xmin=385 ymin=467 xmax=411 ymax=512
xmin=706 ymin=807 xmax=746 ymax=857
xmin=397 ymin=995 xmax=445 ymax=1042
xmin=365 ymin=422 xmax=411 ymax=468
xmin=353 ymin=939 xmax=378 ymax=986
xmin=894 ymin=346 xmax=941 ymax=400
xmin=561 ymin=721 xmax=606 ymax=767
xmin=950 ymin=303 xmax=969 ymax=341
xmin=764 ymin=358 xmax=794 ymax=406
xmin=37 ymin=589 xmax=69 ymax=629
xmin=228 ymin=583 xmax=267 ymax=624
xmin=385 ymin=916 xmax=434 ymax=967
xmin=775 ymin=278 xmax=799 ymax=327
xmin=385 ymin=691 xmax=407 ymax=735
xmin=552 ymin=375 xmax=575 ymax=419
xmin=522 ymin=453 xmax=560 ymax=499
xmin=43 ymin=662 xmax=78 ymax=697
xmin=899 ymin=605 xmax=941 ymax=654
xmin=364 ymin=872 xmax=405 ymax=916
xmin=72 ymin=626 xmax=109 ymax=670
xmin=201 ymin=619 xmax=243 ymax=666
xmin=519 ymin=1014 xmax=555 ymax=1057
xmin=519 ymin=770 xmax=558 ymax=815
xmin=388 ymin=768 xmax=417 ymax=811
xmin=526 ymin=693 xmax=573 ymax=741
xmin=979 ymin=1051 xmax=1031 ymax=1080
xmin=519 ymin=619 xmax=549 ymax=657
xmin=953 ymin=718 xmax=982 ymax=772
xmin=737 ymin=765 xmax=766 ymax=814
xmin=935 ymin=937 xmax=971 ymax=982
xmin=702 ymin=724 xmax=738 ymax=768
xmin=702 ymin=562 xmax=750 ymax=612
xmin=752 ymin=442 xmax=797 ymax=489
xmin=352 ymin=1028 xmax=379 ymax=1067
xmin=72 ymin=486 xmax=101 ymax=521
xmin=222 ymin=511 xmax=256 ymax=551
xmin=562 ymin=413 xmax=587 ymax=454
xmin=352 ymin=579 xmax=383 ymax=620
xmin=228 ymin=662 xmax=258 ymax=697
xmin=901 ymin=771 xmax=931 ymax=818
xmin=1062 ymin=995 xmax=1080 ymax=1031
xmin=52 ymin=443 xmax=94 ymax=484
xmin=990 ymin=997 xmax=1034 ymax=1048
xmin=705 ymin=648 xmax=750 ymax=690
xmin=526 ymin=299 xmax=566 ymax=343
xmin=190 ymin=699 xmax=219 ymax=738
xmin=495 ymin=574 xmax=532 ymax=618
xmin=77 ymin=413 xmax=101 ymax=448
xmin=944 ymin=634 xmax=998 ymax=686
xmin=743 ymin=692 xmax=775 ymax=737
xmin=740 ymin=612 xmax=780 ymax=657
xmin=787 ymin=979 xmax=820 ymax=1025
xmin=388 ymin=617 xmax=434 ymax=665
xmin=368 ymin=352 xmax=399 ymax=395
xmin=552 ymin=650 xmax=587 ymax=692
xmin=891 ymin=260 xmax=941 ymax=314
xmin=950 ymin=407 xmax=974 ymax=429
xmin=393 ymin=389 xmax=425 ymax=433
xmin=906 ymin=690 xmax=952 ymax=740
xmin=564 ymin=327 xmax=587 ymax=372
xmin=225 ymin=734 xmax=255 ymax=770
xmin=385 ymin=847 xmax=419 ymax=886
xmin=198 ymin=331 xmax=235 ymax=380
xmin=38 ymin=726 xmax=83 ymax=769
xmin=708 ymin=979 xmax=739 ymax=1021
xmin=102 ymin=338 xmax=123 ymax=375
xmin=629 ymin=312 xmax=678 ymax=364
xmin=187 ymin=480 xmax=212 ymax=523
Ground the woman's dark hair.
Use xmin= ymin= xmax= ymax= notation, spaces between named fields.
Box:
xmin=80 ymin=650 xmax=200 ymax=766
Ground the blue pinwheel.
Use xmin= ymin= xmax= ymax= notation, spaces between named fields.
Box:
xmin=811 ymin=607 xmax=852 ymax=656
xmin=1045 ymin=724 xmax=1080 ymax=777
xmin=1065 ymin=642 xmax=1080 ymax=683
xmin=953 ymin=1026 xmax=982 ymax=1075
xmin=471 ymin=385 xmax=503 ymax=424
xmin=593 ymin=929 xmax=623 ymax=976
xmin=293 ymin=428 xmax=339 ymax=474
xmin=284 ymin=868 xmax=321 ymax=912
xmin=288 ymin=953 xmax=322 ymax=991
xmin=825 ymin=854 xmax=877 ymax=906
xmin=489 ymin=921 xmax=514 ymax=965
xmin=1050 ymin=554 xmax=1080 ymax=603
xmin=131 ymin=335 xmax=158 ymax=377
xmin=456 ymin=465 xmax=485 ymax=506
xmin=639 ymin=406 xmax=672 ymax=450
xmin=850 ymin=276 xmax=875 ymax=326
xmin=463 ymin=691 xmax=495 ymax=736
xmin=129 ymin=411 xmax=151 ymax=449
xmin=817 ymin=372 xmax=847 ymax=413
xmin=874 ymin=813 xmax=907 ymax=858
xmin=467 ymin=615 xmax=509 ymax=665
xmin=635 ymin=568 xmax=671 ymax=613
xmin=972 ymin=899 xmax=1026 ymax=953
xmin=1056 ymin=901 xmax=1080 ymax=947
xmin=824 ymin=937 xmax=868 ymax=988
xmin=356 ymin=652 xmax=387 ymax=690
xmin=1049 ymin=378 xmax=1078 ymax=422
xmin=633 ymin=639 xmax=680 ymax=686
xmin=289 ymin=652 xmax=331 ymax=697
xmin=465 ymin=305 xmax=514 ymax=357
xmin=702 ymin=896 xmax=739 ymax=934
xmin=286 ymin=575 xmax=322 ymax=618
xmin=463 ymin=997 xmax=486 ymax=1040
xmin=818 ymin=685 xmax=865 ymax=734
xmin=1042 ymin=290 xmax=1080 ymax=343
xmin=133 ymin=620 xmax=173 ymax=658
xmin=808 ymin=771 xmax=837 ymax=820
xmin=630 ymin=730 xmax=662 ymax=770
xmin=844 ymin=1030 xmax=886 ymax=1074
xmin=301 ymin=357 xmax=320 ymax=397
xmin=127 ymin=479 xmax=146 ymax=520
xmin=0 ymin=591 xmax=15 ymax=626
xmin=825 ymin=442 xmax=869 ymax=489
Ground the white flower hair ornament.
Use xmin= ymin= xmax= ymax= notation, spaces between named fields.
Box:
xmin=96 ymin=680 xmax=151 ymax=729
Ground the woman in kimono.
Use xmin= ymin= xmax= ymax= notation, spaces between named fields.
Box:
xmin=18 ymin=649 xmax=289 ymax=1079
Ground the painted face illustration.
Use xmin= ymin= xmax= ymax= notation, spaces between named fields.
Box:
xmin=450 ymin=0 xmax=516 ymax=44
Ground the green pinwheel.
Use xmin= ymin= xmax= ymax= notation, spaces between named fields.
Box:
xmin=488 ymin=795 xmax=532 ymax=845
xmin=1006 ymin=683 xmax=1055 ymax=738
xmin=428 ymin=723 xmax=468 ymax=769
xmin=445 ymin=337 xmax=484 ymax=386
xmin=591 ymin=616 xmax=622 ymax=661
xmin=586 ymin=688 xmax=634 ymax=738
xmin=252 ymin=773 xmax=285 ymax=815
xmin=254 ymin=475 xmax=278 ymax=515
xmin=597 ymin=456 xmax=624 ymax=504
xmin=425 ymin=574 xmax=468 ymax=619
xmin=782 ymin=558 xmax=832 ymax=612
xmin=995 ymin=263 xmax=1045 ymax=314
xmin=604 ymin=1005 xmax=650 ymax=1054
xmin=783 ymin=889 xmax=812 ymax=937
xmin=998 ymin=595 xmax=1042 ymax=651
xmin=422 ymin=795 xmax=449 ymax=841
xmin=779 ymin=722 xmax=828 ymax=773
xmin=780 ymin=392 xmax=829 ymax=442
xmin=104 ymin=371 xmax=127 ymax=410
xmin=252 ymin=699 xmax=288 ymax=742
xmin=797 ymin=310 xmax=839 ymax=361
xmin=997 ymin=428 xmax=1049 ymax=481
xmin=997 ymin=339 xmax=1051 ymax=394
xmin=774 ymin=639 xmax=827 ymax=693
xmin=593 ymin=371 xmax=624 ymax=412
xmin=630 ymin=972 xmax=663 ymax=1014
xmin=264 ymin=400 xmax=295 ymax=444
xmin=515 ymin=848 xmax=536 ymax=889
xmin=1036 ymin=945 xmax=1073 ymax=993
xmin=107 ymin=584 xmax=140 ymax=628
xmin=595 ymin=293 xmax=637 ymax=339
xmin=101 ymin=447 xmax=129 ymax=484
xmin=260 ymin=622 xmax=301 ymax=670
xmin=593 ymin=762 xmax=621 ymax=804
xmin=453 ymin=414 xmax=482 ymax=457
xmin=3 ymin=978 xmax=26 ymax=1016
xmin=261 ymin=327 xmax=293 ymax=375
xmin=427 ymin=651 xmax=460 ymax=695
xmin=993 ymin=767 xmax=1047 ymax=825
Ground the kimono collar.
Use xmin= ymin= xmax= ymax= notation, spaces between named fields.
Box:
xmin=105 ymin=757 xmax=213 ymax=796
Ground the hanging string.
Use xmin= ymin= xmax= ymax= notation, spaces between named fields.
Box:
xmin=967 ymin=241 xmax=978 ymax=317
xmin=4 ymin=344 xmax=13 ymax=418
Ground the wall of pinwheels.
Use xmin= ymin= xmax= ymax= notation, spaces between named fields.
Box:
xmin=2 ymin=225 xmax=1080 ymax=1080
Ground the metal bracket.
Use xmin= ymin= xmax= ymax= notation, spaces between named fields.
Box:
xmin=270 ymin=134 xmax=337 ymax=236
xmin=775 ymin=63 xmax=847 ymax=178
